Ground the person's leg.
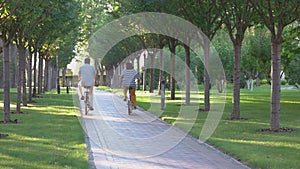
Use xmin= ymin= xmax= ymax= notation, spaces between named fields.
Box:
xmin=78 ymin=81 xmax=84 ymax=100
xmin=123 ymin=87 xmax=128 ymax=101
xmin=130 ymin=87 xmax=136 ymax=108
xmin=89 ymin=87 xmax=94 ymax=110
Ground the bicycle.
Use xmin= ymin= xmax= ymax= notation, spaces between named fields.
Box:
xmin=83 ymin=86 xmax=92 ymax=115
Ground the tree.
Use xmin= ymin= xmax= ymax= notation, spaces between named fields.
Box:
xmin=212 ymin=29 xmax=234 ymax=86
xmin=285 ymin=57 xmax=300 ymax=87
xmin=26 ymin=0 xmax=52 ymax=98
xmin=249 ymin=0 xmax=300 ymax=130
xmin=112 ymin=0 xmax=180 ymax=99
xmin=282 ymin=21 xmax=300 ymax=87
xmin=32 ymin=0 xmax=82 ymax=94
xmin=244 ymin=27 xmax=271 ymax=87
xmin=57 ymin=31 xmax=81 ymax=88
xmin=215 ymin=0 xmax=256 ymax=119
xmin=0 ymin=1 xmax=18 ymax=122
xmin=12 ymin=0 xmax=42 ymax=112
xmin=140 ymin=34 xmax=161 ymax=93
xmin=179 ymin=0 xmax=222 ymax=109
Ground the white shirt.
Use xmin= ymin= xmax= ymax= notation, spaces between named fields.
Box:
xmin=79 ymin=64 xmax=96 ymax=87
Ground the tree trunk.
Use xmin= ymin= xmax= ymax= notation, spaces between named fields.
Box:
xmin=169 ymin=39 xmax=176 ymax=100
xmin=149 ymin=52 xmax=155 ymax=93
xmin=217 ymin=79 xmax=225 ymax=93
xmin=246 ymin=79 xmax=250 ymax=90
xmin=0 ymin=40 xmax=2 ymax=88
xmin=16 ymin=49 xmax=22 ymax=113
xmin=62 ymin=67 xmax=67 ymax=87
xmin=256 ymin=74 xmax=260 ymax=86
xmin=111 ymin=65 xmax=117 ymax=88
xmin=203 ymin=40 xmax=210 ymax=111
xmin=38 ymin=53 xmax=43 ymax=94
xmin=10 ymin=45 xmax=18 ymax=88
xmin=94 ymin=60 xmax=99 ymax=86
xmin=51 ymin=63 xmax=57 ymax=90
xmin=158 ymin=48 xmax=164 ymax=95
xmin=184 ymin=44 xmax=191 ymax=105
xmin=231 ymin=43 xmax=242 ymax=119
xmin=100 ymin=64 xmax=104 ymax=86
xmin=2 ymin=36 xmax=11 ymax=122
xmin=106 ymin=68 xmax=113 ymax=87
xmin=19 ymin=45 xmax=27 ymax=107
xmin=33 ymin=50 xmax=37 ymax=97
xmin=143 ymin=54 xmax=147 ymax=91
xmin=270 ymin=40 xmax=281 ymax=130
xmin=56 ymin=69 xmax=60 ymax=94
xmin=27 ymin=48 xmax=33 ymax=103
xmin=43 ymin=59 xmax=49 ymax=92
xmin=137 ymin=56 xmax=141 ymax=90
xmin=22 ymin=49 xmax=27 ymax=105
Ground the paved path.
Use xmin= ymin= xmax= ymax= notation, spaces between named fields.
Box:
xmin=79 ymin=90 xmax=251 ymax=169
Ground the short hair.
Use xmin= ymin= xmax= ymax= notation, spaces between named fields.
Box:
xmin=126 ymin=62 xmax=133 ymax=69
xmin=84 ymin=57 xmax=90 ymax=64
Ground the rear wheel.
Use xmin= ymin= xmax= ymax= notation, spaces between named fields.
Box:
xmin=127 ymin=100 xmax=132 ymax=115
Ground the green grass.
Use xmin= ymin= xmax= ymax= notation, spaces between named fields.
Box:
xmin=102 ymin=85 xmax=300 ymax=169
xmin=208 ymin=87 xmax=300 ymax=169
xmin=0 ymin=89 xmax=89 ymax=169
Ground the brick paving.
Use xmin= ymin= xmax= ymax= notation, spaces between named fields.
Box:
xmin=79 ymin=90 xmax=251 ymax=169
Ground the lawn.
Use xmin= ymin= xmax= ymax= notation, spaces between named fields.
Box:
xmin=206 ymin=87 xmax=300 ymax=169
xmin=102 ymin=85 xmax=300 ymax=169
xmin=0 ymin=89 xmax=89 ymax=169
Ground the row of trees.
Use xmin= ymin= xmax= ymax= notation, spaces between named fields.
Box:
xmin=86 ymin=0 xmax=300 ymax=131
xmin=1 ymin=0 xmax=300 ymax=132
xmin=0 ymin=0 xmax=83 ymax=123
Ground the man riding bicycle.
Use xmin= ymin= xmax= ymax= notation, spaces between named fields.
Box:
xmin=121 ymin=62 xmax=140 ymax=109
xmin=78 ymin=57 xmax=96 ymax=111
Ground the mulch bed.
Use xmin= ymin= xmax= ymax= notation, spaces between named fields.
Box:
xmin=0 ymin=119 xmax=19 ymax=124
xmin=176 ymin=103 xmax=200 ymax=107
xmin=258 ymin=127 xmax=295 ymax=133
xmin=0 ymin=134 xmax=9 ymax=139
xmin=11 ymin=111 xmax=25 ymax=114
xmin=32 ymin=95 xmax=43 ymax=98
xmin=197 ymin=108 xmax=208 ymax=112
xmin=27 ymin=100 xmax=37 ymax=104
xmin=226 ymin=117 xmax=249 ymax=120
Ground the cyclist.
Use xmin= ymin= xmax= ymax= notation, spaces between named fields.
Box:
xmin=121 ymin=62 xmax=140 ymax=109
xmin=78 ymin=57 xmax=96 ymax=111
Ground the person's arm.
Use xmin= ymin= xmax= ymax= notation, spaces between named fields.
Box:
xmin=78 ymin=67 xmax=82 ymax=82
xmin=135 ymin=71 xmax=140 ymax=80
xmin=94 ymin=69 xmax=96 ymax=85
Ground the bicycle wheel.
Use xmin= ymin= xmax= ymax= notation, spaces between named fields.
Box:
xmin=127 ymin=100 xmax=132 ymax=115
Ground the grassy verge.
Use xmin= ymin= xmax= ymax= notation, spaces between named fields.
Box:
xmin=0 ymin=89 xmax=89 ymax=169
xmin=100 ymin=85 xmax=300 ymax=169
